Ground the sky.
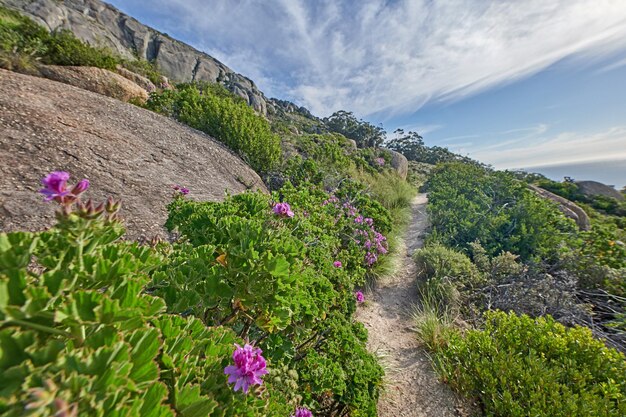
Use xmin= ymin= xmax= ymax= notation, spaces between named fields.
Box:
xmin=107 ymin=0 xmax=626 ymax=184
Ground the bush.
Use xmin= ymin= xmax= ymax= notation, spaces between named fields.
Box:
xmin=0 ymin=7 xmax=119 ymax=71
xmin=0 ymin=217 xmax=275 ymax=416
xmin=434 ymin=311 xmax=626 ymax=417
xmin=413 ymin=243 xmax=482 ymax=286
xmin=145 ymin=83 xmax=281 ymax=173
xmin=426 ymin=163 xmax=577 ymax=262
xmin=161 ymin=183 xmax=388 ymax=414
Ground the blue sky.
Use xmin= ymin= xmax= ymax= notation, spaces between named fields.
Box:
xmin=108 ymin=0 xmax=626 ymax=173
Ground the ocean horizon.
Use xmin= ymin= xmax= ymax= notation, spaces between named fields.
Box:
xmin=517 ymin=159 xmax=626 ymax=189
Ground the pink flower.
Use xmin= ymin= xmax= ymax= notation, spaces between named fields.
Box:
xmin=40 ymin=172 xmax=89 ymax=204
xmin=172 ymin=185 xmax=190 ymax=195
xmin=291 ymin=407 xmax=313 ymax=417
xmin=40 ymin=171 xmax=71 ymax=201
xmin=355 ymin=291 xmax=365 ymax=303
xmin=224 ymin=344 xmax=268 ymax=394
xmin=333 ymin=261 xmax=342 ymax=268
xmin=273 ymin=202 xmax=294 ymax=218
xmin=375 ymin=157 xmax=385 ymax=166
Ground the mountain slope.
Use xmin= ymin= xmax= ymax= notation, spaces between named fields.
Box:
xmin=0 ymin=0 xmax=271 ymax=114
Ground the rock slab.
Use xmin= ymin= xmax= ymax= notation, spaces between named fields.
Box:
xmin=0 ymin=69 xmax=267 ymax=239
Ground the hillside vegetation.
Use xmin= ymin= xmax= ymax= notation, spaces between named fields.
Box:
xmin=1 ymin=5 xmax=626 ymax=417
xmin=414 ymin=163 xmax=626 ymax=416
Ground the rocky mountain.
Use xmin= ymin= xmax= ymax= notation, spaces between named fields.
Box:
xmin=0 ymin=69 xmax=266 ymax=239
xmin=0 ymin=0 xmax=272 ymax=114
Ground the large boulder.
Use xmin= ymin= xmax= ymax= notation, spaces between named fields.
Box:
xmin=388 ymin=150 xmax=408 ymax=180
xmin=116 ymin=66 xmax=156 ymax=92
xmin=38 ymin=65 xmax=149 ymax=103
xmin=1 ymin=0 xmax=270 ymax=115
xmin=0 ymin=69 xmax=267 ymax=239
xmin=576 ymin=180 xmax=624 ymax=201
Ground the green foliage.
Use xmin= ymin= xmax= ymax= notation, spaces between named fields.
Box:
xmin=41 ymin=29 xmax=118 ymax=70
xmin=426 ymin=162 xmax=577 ymax=262
xmin=434 ymin=311 xmax=626 ymax=417
xmin=413 ymin=243 xmax=479 ymax=314
xmin=0 ymin=7 xmax=119 ymax=71
xmin=161 ymin=185 xmax=387 ymax=414
xmin=323 ymin=110 xmax=386 ymax=148
xmin=145 ymin=84 xmax=281 ymax=173
xmin=414 ymin=243 xmax=482 ymax=286
xmin=0 ymin=215 xmax=273 ymax=416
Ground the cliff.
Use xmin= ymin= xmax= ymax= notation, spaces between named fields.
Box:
xmin=0 ymin=0 xmax=271 ymax=114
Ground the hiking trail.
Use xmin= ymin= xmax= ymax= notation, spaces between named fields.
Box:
xmin=356 ymin=193 xmax=467 ymax=417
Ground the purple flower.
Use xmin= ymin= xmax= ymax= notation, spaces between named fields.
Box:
xmin=71 ymin=179 xmax=90 ymax=196
xmin=273 ymin=202 xmax=294 ymax=218
xmin=364 ymin=217 xmax=374 ymax=226
xmin=291 ymin=408 xmax=313 ymax=417
xmin=224 ymin=344 xmax=268 ymax=394
xmin=172 ymin=184 xmax=190 ymax=195
xmin=333 ymin=261 xmax=342 ymax=268
xmin=355 ymin=291 xmax=365 ymax=303
xmin=40 ymin=171 xmax=71 ymax=201
xmin=365 ymin=251 xmax=378 ymax=266
xmin=354 ymin=215 xmax=364 ymax=224
xmin=375 ymin=157 xmax=385 ymax=166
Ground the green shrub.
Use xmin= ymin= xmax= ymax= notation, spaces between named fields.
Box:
xmin=413 ymin=243 xmax=482 ymax=286
xmin=0 ymin=216 xmax=275 ymax=416
xmin=434 ymin=311 xmax=626 ymax=417
xmin=161 ymin=184 xmax=387 ymax=414
xmin=0 ymin=6 xmax=119 ymax=71
xmin=42 ymin=29 xmax=118 ymax=70
xmin=426 ymin=163 xmax=577 ymax=262
xmin=145 ymin=84 xmax=281 ymax=173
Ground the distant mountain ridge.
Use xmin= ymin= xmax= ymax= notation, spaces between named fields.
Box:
xmin=0 ymin=0 xmax=284 ymax=115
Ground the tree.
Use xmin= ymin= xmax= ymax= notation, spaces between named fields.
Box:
xmin=323 ymin=110 xmax=386 ymax=148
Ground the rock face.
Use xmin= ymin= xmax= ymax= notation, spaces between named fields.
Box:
xmin=529 ymin=185 xmax=591 ymax=231
xmin=0 ymin=69 xmax=267 ymax=239
xmin=388 ymin=150 xmax=409 ymax=180
xmin=39 ymin=65 xmax=149 ymax=103
xmin=0 ymin=0 xmax=270 ymax=115
xmin=576 ymin=180 xmax=624 ymax=201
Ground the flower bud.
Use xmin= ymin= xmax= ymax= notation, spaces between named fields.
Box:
xmin=71 ymin=179 xmax=90 ymax=196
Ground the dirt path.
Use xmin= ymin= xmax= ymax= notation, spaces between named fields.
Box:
xmin=356 ymin=194 xmax=463 ymax=417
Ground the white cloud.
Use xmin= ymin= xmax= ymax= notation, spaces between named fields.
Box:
xmin=112 ymin=0 xmax=626 ymax=119
xmin=468 ymin=125 xmax=626 ymax=168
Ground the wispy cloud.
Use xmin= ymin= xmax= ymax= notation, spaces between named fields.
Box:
xmin=111 ymin=0 xmax=626 ymax=119
xmin=469 ymin=125 xmax=626 ymax=168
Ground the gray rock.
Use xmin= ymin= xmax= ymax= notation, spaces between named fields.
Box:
xmin=575 ymin=180 xmax=624 ymax=201
xmin=388 ymin=150 xmax=408 ymax=180
xmin=0 ymin=69 xmax=267 ymax=239
xmin=116 ymin=66 xmax=156 ymax=92
xmin=0 ymin=0 xmax=270 ymax=114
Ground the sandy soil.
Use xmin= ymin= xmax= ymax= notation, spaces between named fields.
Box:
xmin=356 ymin=194 xmax=467 ymax=417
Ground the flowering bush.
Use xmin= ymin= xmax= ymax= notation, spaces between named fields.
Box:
xmin=163 ymin=182 xmax=386 ymax=414
xmin=0 ymin=174 xmax=279 ymax=416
